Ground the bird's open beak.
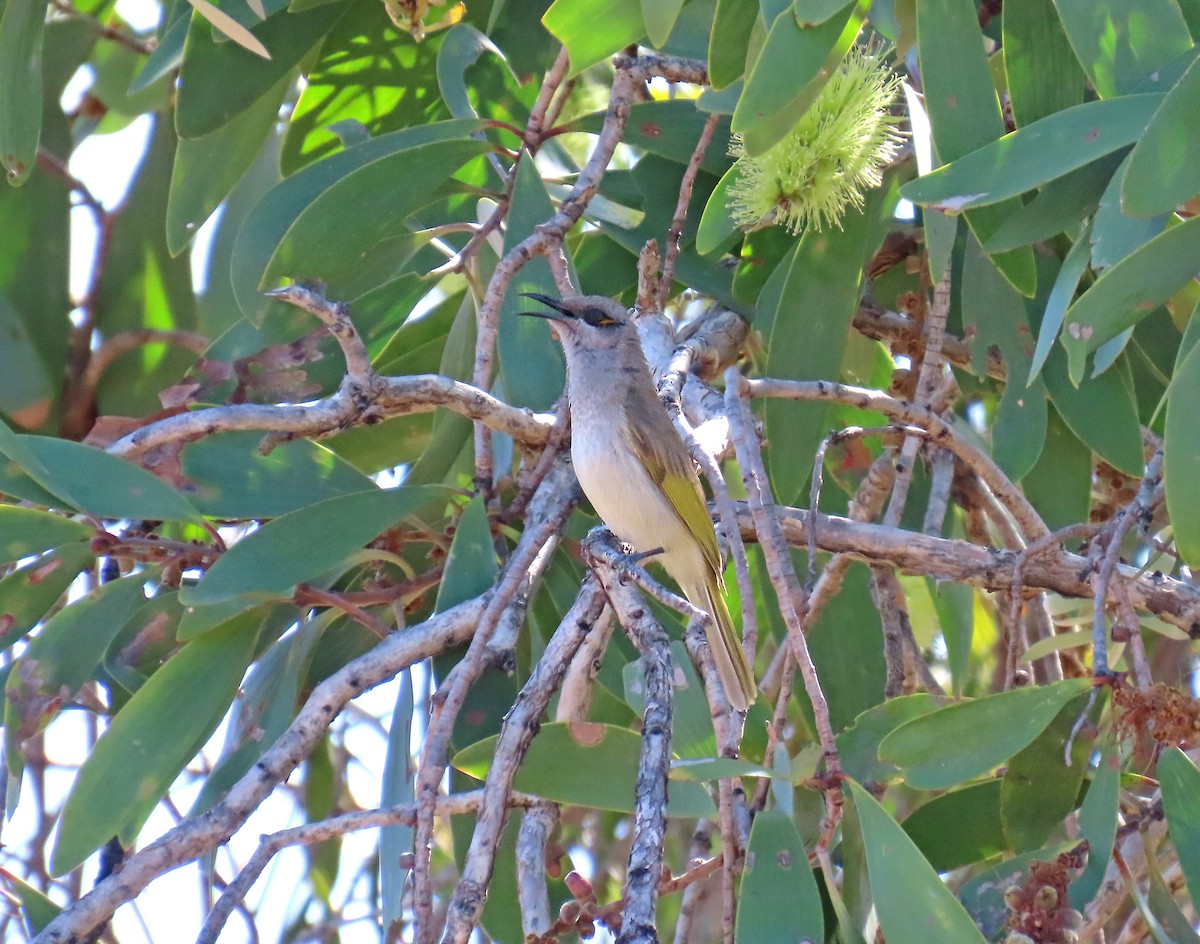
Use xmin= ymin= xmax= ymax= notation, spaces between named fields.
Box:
xmin=518 ymin=292 xmax=573 ymax=322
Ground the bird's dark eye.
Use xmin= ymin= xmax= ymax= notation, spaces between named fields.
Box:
xmin=582 ymin=307 xmax=616 ymax=327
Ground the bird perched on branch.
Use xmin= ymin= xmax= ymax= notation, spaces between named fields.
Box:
xmin=520 ymin=293 xmax=757 ymax=712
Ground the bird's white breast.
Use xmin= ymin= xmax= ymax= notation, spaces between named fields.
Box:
xmin=570 ymin=417 xmax=703 ymax=586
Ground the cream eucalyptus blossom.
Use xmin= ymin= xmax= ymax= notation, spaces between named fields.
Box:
xmin=728 ymin=47 xmax=906 ymax=233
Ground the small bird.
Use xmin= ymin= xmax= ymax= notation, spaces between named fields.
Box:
xmin=520 ymin=293 xmax=757 ymax=712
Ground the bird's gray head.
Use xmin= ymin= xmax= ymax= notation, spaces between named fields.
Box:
xmin=519 ymin=293 xmax=635 ymax=354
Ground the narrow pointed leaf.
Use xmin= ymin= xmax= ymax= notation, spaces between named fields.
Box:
xmin=1071 ymin=742 xmax=1120 ymax=907
xmin=1060 ymin=214 xmax=1200 ymax=375
xmin=452 ymin=722 xmax=716 ymax=817
xmin=1000 ymin=692 xmax=1093 ymax=852
xmin=0 ymin=543 xmax=93 ymax=654
xmin=849 ymin=779 xmax=988 ymax=943
xmin=709 ymin=0 xmax=758 ymax=89
xmin=15 ymin=436 xmax=200 ymax=522
xmin=0 ymin=0 xmax=47 ymax=184
xmin=736 ymin=810 xmax=824 ymax=944
xmin=1166 ymin=323 xmax=1200 ymax=566
xmin=180 ymin=485 xmax=446 ymax=605
xmin=1052 ymin=0 xmax=1193 ymax=99
xmin=732 ymin=1 xmax=865 ymax=157
xmin=878 ymin=679 xmax=1091 ymax=790
xmin=51 ymin=610 xmax=265 ymax=875
xmin=902 ymin=96 xmax=1161 ymax=213
xmin=642 ymin=0 xmax=683 ymax=46
xmin=232 ymin=119 xmax=483 ymax=322
xmin=0 ymin=507 xmax=92 ymax=564
xmin=1123 ymin=54 xmax=1200 ymax=217
xmin=1160 ymin=747 xmax=1200 ymax=904
xmin=915 ymin=0 xmax=1034 ymax=293
xmin=542 ymin=0 xmax=644 ymax=76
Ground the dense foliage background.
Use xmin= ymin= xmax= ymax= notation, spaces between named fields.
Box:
xmin=1 ymin=0 xmax=1200 ymax=941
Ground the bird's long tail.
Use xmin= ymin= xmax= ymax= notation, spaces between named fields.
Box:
xmin=686 ymin=573 xmax=756 ymax=712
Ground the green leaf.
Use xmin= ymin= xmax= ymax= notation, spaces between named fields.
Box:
xmin=0 ymin=0 xmax=47 ymax=184
xmin=179 ymin=432 xmax=376 ymax=518
xmin=496 ymin=158 xmax=570 ymax=412
xmin=793 ymin=0 xmax=854 ymax=24
xmin=51 ymin=609 xmax=265 ymax=875
xmin=91 ymin=118 xmax=200 ymax=419
xmin=11 ymin=436 xmax=201 ymax=522
xmin=902 ymin=96 xmax=1161 ymax=213
xmin=731 ymin=1 xmax=865 ymax=157
xmin=232 ymin=119 xmax=484 ymax=322
xmin=166 ymin=70 xmax=290 ymax=254
xmin=176 ymin=2 xmax=349 ymax=138
xmin=695 ymin=163 xmax=741 ymax=255
xmin=915 ymin=0 xmax=1035 ymax=295
xmin=643 ymin=0 xmax=684 ymax=46
xmin=877 ymin=679 xmax=1091 ymax=790
xmin=1061 ymin=214 xmax=1200 ymax=376
xmin=1042 ymin=347 xmax=1143 ymax=475
xmin=927 ymin=580 xmax=972 ymax=696
xmin=434 ymin=495 xmax=497 ymax=612
xmin=265 ymin=139 xmax=487 ymax=297
xmin=571 ymin=100 xmax=732 ymax=174
xmin=381 ymin=669 xmax=414 ymax=927
xmin=1092 ymin=153 xmax=1169 ymax=271
xmin=984 ymin=152 xmax=1125 ymax=253
xmin=1160 ymin=747 xmax=1200 ymax=906
xmin=0 ymin=867 xmax=61 ymax=934
xmin=961 ymin=233 xmax=1046 ymax=480
xmin=0 ymin=506 xmax=92 ymax=564
xmin=848 ymin=778 xmax=988 ymax=943
xmin=902 ymin=780 xmax=1007 ymax=871
xmin=452 ymin=722 xmax=717 ymax=817
xmin=189 ymin=609 xmax=324 ymax=815
xmin=669 ymin=757 xmax=778 ymax=780
xmin=281 ymin=0 xmax=449 ymax=174
xmin=180 ymin=485 xmax=447 ymax=605
xmin=1000 ymin=691 xmax=1093 ymax=852
xmin=1123 ymin=54 xmax=1200 ymax=217
xmin=0 ymin=543 xmax=94 ymax=653
xmin=1166 ymin=322 xmax=1200 ymax=566
xmin=1001 ymin=0 xmax=1084 ymax=127
xmin=0 ymin=294 xmax=52 ymax=426
xmin=709 ymin=0 xmax=757 ymax=89
xmin=1022 ymin=408 xmax=1092 ymax=532
xmin=835 ymin=693 xmax=952 ymax=785
xmin=1146 ymin=845 xmax=1200 ymax=944
xmin=735 ymin=810 xmax=824 ymax=944
xmin=1029 ymin=223 xmax=1091 ymax=380
xmin=1070 ymin=742 xmax=1120 ymax=907
xmin=542 ymin=0 xmax=644 ymax=76
xmin=804 ymin=562 xmax=885 ymax=731
xmin=765 ymin=187 xmax=893 ymax=504
xmin=5 ymin=571 xmax=151 ymax=762
xmin=1052 ymin=0 xmax=1193 ymax=99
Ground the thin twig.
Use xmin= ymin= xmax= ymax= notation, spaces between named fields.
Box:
xmin=1093 ymin=451 xmax=1164 ymax=676
xmin=583 ymin=533 xmax=675 ymax=944
xmin=35 ymin=596 xmax=491 ymax=944
xmin=199 ymin=791 xmax=540 ymax=944
xmin=658 ymin=113 xmax=720 ymax=308
xmin=471 ymin=64 xmax=640 ymax=492
xmin=748 ymin=378 xmax=1049 ymax=542
xmin=441 ymin=579 xmax=607 ymax=944
xmin=726 ymin=371 xmax=842 ymax=843
xmin=412 ymin=468 xmax=579 ymax=944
